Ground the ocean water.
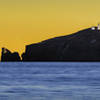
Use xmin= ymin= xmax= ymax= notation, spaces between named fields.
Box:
xmin=0 ymin=62 xmax=100 ymax=100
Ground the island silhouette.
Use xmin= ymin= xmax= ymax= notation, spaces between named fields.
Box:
xmin=1 ymin=26 xmax=100 ymax=62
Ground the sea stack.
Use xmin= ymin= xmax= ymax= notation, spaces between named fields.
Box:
xmin=1 ymin=48 xmax=21 ymax=62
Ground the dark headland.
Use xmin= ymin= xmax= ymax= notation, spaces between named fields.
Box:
xmin=1 ymin=27 xmax=100 ymax=62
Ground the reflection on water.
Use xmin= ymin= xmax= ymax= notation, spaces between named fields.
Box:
xmin=0 ymin=62 xmax=100 ymax=100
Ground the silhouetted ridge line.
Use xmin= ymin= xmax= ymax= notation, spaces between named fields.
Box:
xmin=1 ymin=27 xmax=100 ymax=61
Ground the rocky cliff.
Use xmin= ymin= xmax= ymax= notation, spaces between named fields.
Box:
xmin=1 ymin=27 xmax=100 ymax=61
xmin=21 ymin=27 xmax=100 ymax=61
xmin=1 ymin=48 xmax=21 ymax=61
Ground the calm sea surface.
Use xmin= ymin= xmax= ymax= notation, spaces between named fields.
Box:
xmin=0 ymin=62 xmax=100 ymax=100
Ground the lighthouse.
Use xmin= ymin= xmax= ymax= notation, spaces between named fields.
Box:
xmin=91 ymin=24 xmax=100 ymax=30
xmin=97 ymin=24 xmax=100 ymax=30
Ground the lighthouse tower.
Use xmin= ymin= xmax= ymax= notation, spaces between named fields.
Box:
xmin=97 ymin=24 xmax=100 ymax=30
xmin=91 ymin=24 xmax=100 ymax=30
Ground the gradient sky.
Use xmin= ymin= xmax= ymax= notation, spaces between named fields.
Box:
xmin=0 ymin=0 xmax=100 ymax=55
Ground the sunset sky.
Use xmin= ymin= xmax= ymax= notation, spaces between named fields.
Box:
xmin=0 ymin=0 xmax=100 ymax=55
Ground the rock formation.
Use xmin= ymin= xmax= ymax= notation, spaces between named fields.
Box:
xmin=1 ymin=48 xmax=21 ymax=61
xmin=2 ymin=27 xmax=100 ymax=61
xmin=21 ymin=27 xmax=100 ymax=61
